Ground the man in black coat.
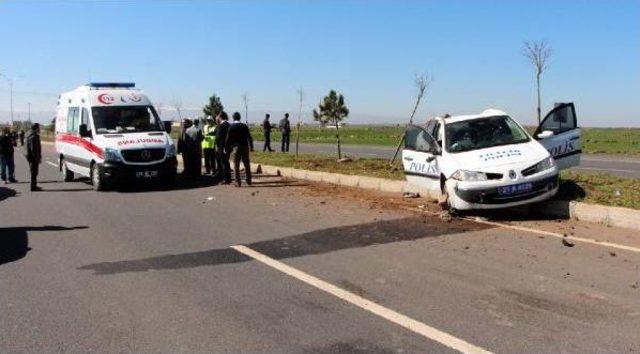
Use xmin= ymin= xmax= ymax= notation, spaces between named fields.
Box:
xmin=214 ymin=112 xmax=232 ymax=184
xmin=225 ymin=112 xmax=254 ymax=187
xmin=184 ymin=119 xmax=204 ymax=179
xmin=279 ymin=113 xmax=291 ymax=152
xmin=26 ymin=123 xmax=42 ymax=191
xmin=0 ymin=128 xmax=18 ymax=184
xmin=262 ymin=114 xmax=274 ymax=152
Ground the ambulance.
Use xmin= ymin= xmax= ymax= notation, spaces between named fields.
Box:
xmin=402 ymin=103 xmax=581 ymax=211
xmin=55 ymin=83 xmax=177 ymax=190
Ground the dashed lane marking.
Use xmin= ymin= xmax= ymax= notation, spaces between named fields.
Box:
xmin=231 ymin=244 xmax=493 ymax=354
xmin=46 ymin=161 xmax=58 ymax=168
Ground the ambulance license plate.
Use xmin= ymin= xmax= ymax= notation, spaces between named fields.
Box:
xmin=497 ymin=182 xmax=533 ymax=196
xmin=136 ymin=170 xmax=158 ymax=178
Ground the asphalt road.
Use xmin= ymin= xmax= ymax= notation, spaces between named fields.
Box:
xmin=259 ymin=141 xmax=640 ymax=178
xmin=2 ymin=145 xmax=640 ymax=353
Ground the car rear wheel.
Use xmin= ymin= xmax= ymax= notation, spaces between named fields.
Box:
xmin=61 ymin=159 xmax=74 ymax=182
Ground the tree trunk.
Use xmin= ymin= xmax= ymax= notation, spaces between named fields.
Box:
xmin=295 ymin=121 xmax=301 ymax=158
xmin=536 ymin=72 xmax=542 ymax=124
xmin=335 ymin=120 xmax=342 ymax=160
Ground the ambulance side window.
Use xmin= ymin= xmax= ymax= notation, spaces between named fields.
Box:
xmin=81 ymin=107 xmax=90 ymax=127
xmin=66 ymin=107 xmax=79 ymax=133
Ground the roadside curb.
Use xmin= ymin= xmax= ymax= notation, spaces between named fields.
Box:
xmin=252 ymin=162 xmax=640 ymax=231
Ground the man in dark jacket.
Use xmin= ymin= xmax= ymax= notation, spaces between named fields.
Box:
xmin=279 ymin=113 xmax=291 ymax=152
xmin=0 ymin=128 xmax=18 ymax=184
xmin=19 ymin=130 xmax=25 ymax=146
xmin=225 ymin=112 xmax=254 ymax=187
xmin=184 ymin=119 xmax=204 ymax=179
xmin=214 ymin=112 xmax=232 ymax=184
xmin=26 ymin=123 xmax=42 ymax=191
xmin=262 ymin=114 xmax=274 ymax=152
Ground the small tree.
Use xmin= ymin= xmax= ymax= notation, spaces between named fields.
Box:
xmin=295 ymin=87 xmax=304 ymax=158
xmin=172 ymin=97 xmax=183 ymax=120
xmin=523 ymin=40 xmax=552 ymax=124
xmin=313 ymin=90 xmax=349 ymax=159
xmin=241 ymin=92 xmax=249 ymax=124
xmin=202 ymin=94 xmax=224 ymax=119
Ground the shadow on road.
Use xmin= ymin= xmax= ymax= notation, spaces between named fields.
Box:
xmin=0 ymin=226 xmax=89 ymax=265
xmin=0 ymin=186 xmax=17 ymax=202
xmin=78 ymin=216 xmax=492 ymax=275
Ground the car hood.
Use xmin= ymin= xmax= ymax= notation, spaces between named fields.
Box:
xmin=94 ymin=132 xmax=172 ymax=150
xmin=447 ymin=141 xmax=550 ymax=172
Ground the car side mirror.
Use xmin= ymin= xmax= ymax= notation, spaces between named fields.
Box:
xmin=79 ymin=124 xmax=91 ymax=138
xmin=537 ymin=130 xmax=554 ymax=139
xmin=164 ymin=121 xmax=172 ymax=134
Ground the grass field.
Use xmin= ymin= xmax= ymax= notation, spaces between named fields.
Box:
xmin=252 ymin=151 xmax=640 ymax=209
xmin=250 ymin=125 xmax=640 ymax=156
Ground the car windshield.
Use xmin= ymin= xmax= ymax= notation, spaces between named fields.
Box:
xmin=92 ymin=105 xmax=163 ymax=134
xmin=445 ymin=115 xmax=530 ymax=153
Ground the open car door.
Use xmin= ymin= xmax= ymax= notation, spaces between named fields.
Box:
xmin=402 ymin=125 xmax=441 ymax=193
xmin=534 ymin=102 xmax=581 ymax=170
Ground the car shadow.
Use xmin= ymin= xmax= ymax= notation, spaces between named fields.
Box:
xmin=0 ymin=226 xmax=89 ymax=265
xmin=0 ymin=186 xmax=17 ymax=202
xmin=78 ymin=216 xmax=492 ymax=275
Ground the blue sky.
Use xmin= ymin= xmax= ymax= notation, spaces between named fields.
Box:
xmin=0 ymin=0 xmax=638 ymax=126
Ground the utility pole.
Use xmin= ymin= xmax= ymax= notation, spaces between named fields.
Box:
xmin=28 ymin=102 xmax=31 ymax=122
xmin=0 ymin=72 xmax=15 ymax=126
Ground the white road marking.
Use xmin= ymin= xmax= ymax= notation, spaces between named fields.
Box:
xmin=463 ymin=217 xmax=640 ymax=254
xmin=231 ymin=244 xmax=493 ymax=354
xmin=46 ymin=161 xmax=58 ymax=168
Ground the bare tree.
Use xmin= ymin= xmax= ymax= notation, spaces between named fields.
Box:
xmin=295 ymin=87 xmax=304 ymax=158
xmin=390 ymin=73 xmax=432 ymax=165
xmin=241 ymin=92 xmax=249 ymax=124
xmin=523 ymin=40 xmax=552 ymax=124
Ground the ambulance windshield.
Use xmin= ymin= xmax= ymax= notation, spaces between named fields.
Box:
xmin=445 ymin=115 xmax=530 ymax=153
xmin=92 ymin=105 xmax=163 ymax=134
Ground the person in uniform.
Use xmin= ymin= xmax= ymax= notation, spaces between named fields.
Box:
xmin=202 ymin=118 xmax=217 ymax=175
xmin=215 ymin=112 xmax=232 ymax=184
xmin=225 ymin=112 xmax=254 ymax=187
xmin=262 ymin=114 xmax=274 ymax=152
xmin=26 ymin=123 xmax=42 ymax=191
xmin=19 ymin=130 xmax=25 ymax=146
xmin=184 ymin=119 xmax=204 ymax=179
xmin=279 ymin=113 xmax=291 ymax=152
xmin=0 ymin=127 xmax=18 ymax=184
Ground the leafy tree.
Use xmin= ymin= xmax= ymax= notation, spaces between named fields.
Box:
xmin=203 ymin=94 xmax=224 ymax=118
xmin=313 ymin=90 xmax=349 ymax=159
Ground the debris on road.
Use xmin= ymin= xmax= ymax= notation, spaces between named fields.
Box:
xmin=562 ymin=235 xmax=575 ymax=247
xmin=403 ymin=192 xmax=419 ymax=198
xmin=609 ymin=251 xmax=617 ymax=257
xmin=440 ymin=211 xmax=453 ymax=222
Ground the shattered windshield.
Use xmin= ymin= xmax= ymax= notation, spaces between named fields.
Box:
xmin=445 ymin=115 xmax=530 ymax=153
xmin=92 ymin=106 xmax=163 ymax=134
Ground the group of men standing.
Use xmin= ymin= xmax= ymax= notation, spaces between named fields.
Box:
xmin=178 ymin=111 xmax=254 ymax=187
xmin=261 ymin=113 xmax=291 ymax=152
xmin=0 ymin=124 xmax=42 ymax=191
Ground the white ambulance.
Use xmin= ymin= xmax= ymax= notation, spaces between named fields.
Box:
xmin=402 ymin=103 xmax=581 ymax=211
xmin=55 ymin=83 xmax=177 ymax=190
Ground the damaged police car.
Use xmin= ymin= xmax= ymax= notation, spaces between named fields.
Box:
xmin=402 ymin=103 xmax=581 ymax=211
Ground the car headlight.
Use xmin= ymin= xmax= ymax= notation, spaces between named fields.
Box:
xmin=536 ymin=156 xmax=555 ymax=172
xmin=104 ymin=148 xmax=122 ymax=162
xmin=166 ymin=144 xmax=177 ymax=157
xmin=451 ymin=170 xmax=488 ymax=181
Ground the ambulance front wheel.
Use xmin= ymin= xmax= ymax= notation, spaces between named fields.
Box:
xmin=91 ymin=163 xmax=106 ymax=191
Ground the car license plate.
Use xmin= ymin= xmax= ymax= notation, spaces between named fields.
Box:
xmin=136 ymin=170 xmax=158 ymax=178
xmin=497 ymin=182 xmax=533 ymax=196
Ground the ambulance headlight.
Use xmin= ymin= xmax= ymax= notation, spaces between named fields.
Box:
xmin=166 ymin=144 xmax=176 ymax=157
xmin=451 ymin=170 xmax=487 ymax=181
xmin=104 ymin=148 xmax=122 ymax=162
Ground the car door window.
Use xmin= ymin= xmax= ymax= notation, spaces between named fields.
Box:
xmin=432 ymin=121 xmax=442 ymax=147
xmin=536 ymin=103 xmax=577 ymax=136
xmin=404 ymin=126 xmax=438 ymax=153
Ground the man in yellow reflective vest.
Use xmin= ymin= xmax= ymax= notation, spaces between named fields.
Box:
xmin=202 ymin=117 xmax=217 ymax=175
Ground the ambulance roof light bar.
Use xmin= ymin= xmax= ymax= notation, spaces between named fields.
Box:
xmin=87 ymin=82 xmax=136 ymax=89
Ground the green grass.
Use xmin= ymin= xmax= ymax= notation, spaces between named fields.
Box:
xmin=251 ymin=125 xmax=640 ymax=156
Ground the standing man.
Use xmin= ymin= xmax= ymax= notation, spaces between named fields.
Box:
xmin=184 ymin=119 xmax=204 ymax=179
xmin=26 ymin=123 xmax=42 ymax=191
xmin=19 ymin=129 xmax=25 ymax=146
xmin=0 ymin=127 xmax=18 ymax=184
xmin=177 ymin=118 xmax=192 ymax=175
xmin=225 ymin=112 xmax=254 ymax=187
xmin=262 ymin=114 xmax=274 ymax=152
xmin=202 ymin=117 xmax=217 ymax=175
xmin=279 ymin=113 xmax=291 ymax=152
xmin=215 ymin=112 xmax=232 ymax=184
